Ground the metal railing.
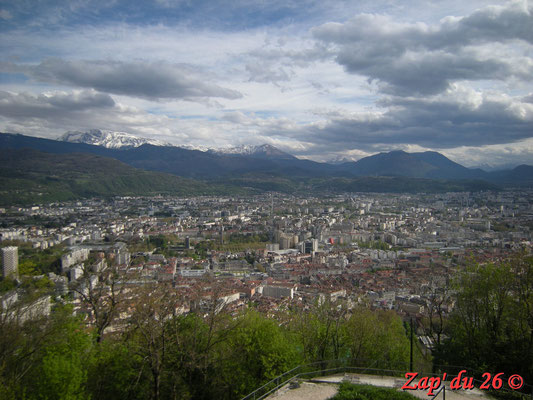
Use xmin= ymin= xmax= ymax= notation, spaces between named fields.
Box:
xmin=241 ymin=359 xmax=533 ymax=400
xmin=241 ymin=358 xmax=418 ymax=400
xmin=431 ymin=384 xmax=445 ymax=399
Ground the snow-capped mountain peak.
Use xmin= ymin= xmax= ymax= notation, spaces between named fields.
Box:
xmin=178 ymin=144 xmax=210 ymax=152
xmin=57 ymin=131 xmax=296 ymax=159
xmin=327 ymin=155 xmax=361 ymax=164
xmin=210 ymin=144 xmax=295 ymax=159
xmin=59 ymin=129 xmax=172 ymax=149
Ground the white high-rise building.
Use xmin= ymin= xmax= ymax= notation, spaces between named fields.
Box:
xmin=2 ymin=246 xmax=18 ymax=278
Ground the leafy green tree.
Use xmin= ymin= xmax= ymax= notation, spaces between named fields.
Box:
xmin=342 ymin=308 xmax=410 ymax=369
xmin=221 ymin=310 xmax=302 ymax=398
xmin=149 ymin=235 xmax=168 ymax=250
xmin=435 ymin=255 xmax=533 ymax=382
xmin=290 ymin=299 xmax=410 ymax=372
xmin=86 ymin=339 xmax=149 ymax=400
xmin=34 ymin=332 xmax=91 ymax=400
xmin=18 ymin=260 xmax=38 ymax=276
xmin=12 ymin=305 xmax=94 ymax=400
xmin=0 ymin=277 xmax=16 ymax=294
xmin=127 ymin=283 xmax=178 ymax=400
xmin=0 ymin=298 xmax=64 ymax=397
xmin=290 ymin=299 xmax=347 ymax=366
xmin=163 ymin=313 xmax=210 ymax=399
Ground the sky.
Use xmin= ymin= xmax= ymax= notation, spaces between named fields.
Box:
xmin=0 ymin=0 xmax=532 ymax=168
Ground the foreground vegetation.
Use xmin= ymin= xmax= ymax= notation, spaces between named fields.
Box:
xmin=434 ymin=254 xmax=533 ymax=387
xmin=1 ymin=254 xmax=532 ymax=399
xmin=0 ymin=288 xmax=411 ymax=400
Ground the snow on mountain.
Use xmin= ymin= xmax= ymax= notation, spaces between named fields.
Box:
xmin=209 ymin=144 xmax=295 ymax=159
xmin=58 ymin=131 xmax=295 ymax=159
xmin=211 ymin=144 xmax=262 ymax=156
xmin=178 ymin=144 xmax=210 ymax=152
xmin=59 ymin=129 xmax=172 ymax=149
xmin=327 ymin=155 xmax=360 ymax=164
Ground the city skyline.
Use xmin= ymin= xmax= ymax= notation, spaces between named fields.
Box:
xmin=1 ymin=0 xmax=532 ymax=168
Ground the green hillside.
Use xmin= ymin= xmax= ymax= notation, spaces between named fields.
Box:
xmin=0 ymin=148 xmax=500 ymax=207
xmin=0 ymin=149 xmax=249 ymax=205
xmin=222 ymin=174 xmax=498 ymax=194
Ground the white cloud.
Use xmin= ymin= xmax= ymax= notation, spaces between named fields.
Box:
xmin=442 ymin=138 xmax=533 ymax=168
xmin=0 ymin=0 xmax=532 ymax=169
xmin=313 ymin=1 xmax=533 ymax=95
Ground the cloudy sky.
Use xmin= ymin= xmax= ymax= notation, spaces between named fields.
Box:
xmin=1 ymin=0 xmax=532 ymax=168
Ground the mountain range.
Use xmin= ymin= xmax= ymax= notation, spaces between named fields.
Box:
xmin=207 ymin=144 xmax=296 ymax=160
xmin=60 ymin=129 xmax=295 ymax=160
xmin=57 ymin=131 xmax=533 ymax=184
xmin=54 ymin=130 xmax=532 ymax=184
xmin=0 ymin=131 xmax=531 ymax=204
xmin=60 ymin=129 xmax=172 ymax=148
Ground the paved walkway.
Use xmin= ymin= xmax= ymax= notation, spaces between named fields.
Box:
xmin=267 ymin=373 xmax=495 ymax=400
xmin=268 ymin=382 xmax=338 ymax=400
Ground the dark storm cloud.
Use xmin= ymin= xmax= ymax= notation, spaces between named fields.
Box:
xmin=313 ymin=2 xmax=533 ymax=96
xmin=284 ymin=94 xmax=533 ymax=151
xmin=443 ymin=2 xmax=533 ymax=46
xmin=3 ymin=59 xmax=242 ymax=101
xmin=0 ymin=90 xmax=115 ymax=119
xmin=337 ymin=50 xmax=513 ymax=96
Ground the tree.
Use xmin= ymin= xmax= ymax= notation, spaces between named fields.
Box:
xmin=221 ymin=310 xmax=301 ymax=398
xmin=424 ymin=286 xmax=451 ymax=347
xmin=290 ymin=298 xmax=347 ymax=367
xmin=71 ymin=260 xmax=126 ymax=342
xmin=127 ymin=282 xmax=177 ymax=400
xmin=435 ymin=254 xmax=533 ymax=382
xmin=513 ymin=254 xmax=533 ymax=381
xmin=31 ymin=315 xmax=93 ymax=400
xmin=0 ymin=304 xmax=93 ymax=400
xmin=86 ymin=339 xmax=148 ymax=400
xmin=161 ymin=278 xmax=245 ymax=400
xmin=342 ymin=308 xmax=410 ymax=369
xmin=290 ymin=300 xmax=410 ymax=371
xmin=0 ymin=294 xmax=57 ymax=398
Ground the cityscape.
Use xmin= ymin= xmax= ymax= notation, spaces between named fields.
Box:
xmin=2 ymin=190 xmax=531 ymax=310
xmin=1 ymin=0 xmax=533 ymax=399
xmin=2 ymin=191 xmax=532 ymax=346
